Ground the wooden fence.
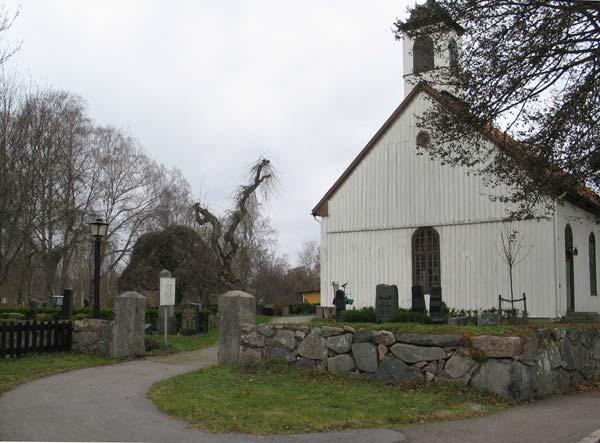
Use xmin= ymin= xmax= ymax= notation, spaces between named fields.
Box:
xmin=0 ymin=320 xmax=73 ymax=357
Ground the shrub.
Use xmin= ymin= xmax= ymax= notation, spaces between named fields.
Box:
xmin=0 ymin=312 xmax=26 ymax=321
xmin=288 ymin=303 xmax=316 ymax=315
xmin=389 ymin=308 xmax=431 ymax=324
xmin=341 ymin=307 xmax=376 ymax=323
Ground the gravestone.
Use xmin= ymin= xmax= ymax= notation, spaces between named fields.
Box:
xmin=181 ymin=303 xmax=201 ymax=335
xmin=429 ymin=286 xmax=443 ymax=323
xmin=411 ymin=285 xmax=426 ymax=313
xmin=61 ymin=288 xmax=73 ymax=319
xmin=375 ymin=284 xmax=399 ymax=323
xmin=112 ymin=291 xmax=147 ymax=358
xmin=478 ymin=311 xmax=500 ymax=326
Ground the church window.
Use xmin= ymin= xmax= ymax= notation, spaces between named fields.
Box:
xmin=448 ymin=39 xmax=458 ymax=73
xmin=590 ymin=233 xmax=597 ymax=295
xmin=416 ymin=130 xmax=431 ymax=147
xmin=413 ymin=35 xmax=434 ymax=73
xmin=412 ymin=227 xmax=440 ymax=294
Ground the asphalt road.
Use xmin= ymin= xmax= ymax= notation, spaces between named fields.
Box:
xmin=0 ymin=346 xmax=599 ymax=443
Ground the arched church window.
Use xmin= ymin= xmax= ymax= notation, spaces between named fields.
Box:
xmin=412 ymin=227 xmax=440 ymax=294
xmin=413 ymin=35 xmax=434 ymax=73
xmin=590 ymin=232 xmax=597 ymax=295
xmin=448 ymin=39 xmax=458 ymax=73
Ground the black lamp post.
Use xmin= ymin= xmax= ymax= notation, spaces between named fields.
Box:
xmin=89 ymin=218 xmax=108 ymax=319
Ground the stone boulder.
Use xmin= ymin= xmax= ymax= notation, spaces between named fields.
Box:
xmin=396 ymin=333 xmax=462 ymax=348
xmin=274 ymin=329 xmax=296 ymax=350
xmin=373 ymin=355 xmax=423 ymax=382
xmin=352 ymin=342 xmax=379 ymax=373
xmin=375 ymin=330 xmax=396 ymax=346
xmin=320 ymin=326 xmax=345 ymax=337
xmin=472 ymin=336 xmax=522 ymax=358
xmin=297 ymin=330 xmax=327 ymax=360
xmin=326 ymin=333 xmax=353 ymax=354
xmin=328 ymin=354 xmax=356 ymax=373
xmin=354 ymin=329 xmax=376 ymax=343
xmin=444 ymin=351 xmax=478 ymax=379
xmin=390 ymin=343 xmax=446 ymax=363
xmin=257 ymin=325 xmax=276 ymax=337
xmin=471 ymin=359 xmax=533 ymax=402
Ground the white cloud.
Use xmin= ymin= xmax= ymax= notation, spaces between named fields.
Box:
xmin=4 ymin=0 xmax=410 ymax=264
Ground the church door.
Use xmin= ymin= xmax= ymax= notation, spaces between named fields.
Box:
xmin=412 ymin=227 xmax=440 ymax=294
xmin=565 ymin=224 xmax=575 ymax=312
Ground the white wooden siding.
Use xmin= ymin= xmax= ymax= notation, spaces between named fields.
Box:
xmin=554 ymin=201 xmax=600 ymax=315
xmin=327 ymin=92 xmax=511 ymax=233
xmin=321 ymin=216 xmax=557 ymax=318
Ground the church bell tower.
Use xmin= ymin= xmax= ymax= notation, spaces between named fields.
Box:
xmin=398 ymin=0 xmax=464 ymax=97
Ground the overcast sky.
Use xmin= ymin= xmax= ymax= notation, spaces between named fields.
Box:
xmin=4 ymin=0 xmax=413 ymax=265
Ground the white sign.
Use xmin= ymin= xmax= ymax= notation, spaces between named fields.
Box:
xmin=160 ymin=277 xmax=176 ymax=306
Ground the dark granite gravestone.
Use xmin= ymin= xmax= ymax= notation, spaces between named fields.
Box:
xmin=411 ymin=285 xmax=426 ymax=313
xmin=375 ymin=284 xmax=399 ymax=323
xmin=429 ymin=286 xmax=443 ymax=323
xmin=181 ymin=303 xmax=201 ymax=335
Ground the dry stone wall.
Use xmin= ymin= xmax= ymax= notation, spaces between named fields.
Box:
xmin=239 ymin=324 xmax=600 ymax=401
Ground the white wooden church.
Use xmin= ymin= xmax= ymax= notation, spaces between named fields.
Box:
xmin=312 ymin=1 xmax=600 ymax=319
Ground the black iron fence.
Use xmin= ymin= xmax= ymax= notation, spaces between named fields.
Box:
xmin=0 ymin=320 xmax=72 ymax=357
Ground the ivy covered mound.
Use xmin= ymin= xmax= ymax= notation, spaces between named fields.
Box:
xmin=148 ymin=361 xmax=507 ymax=435
xmin=118 ymin=225 xmax=218 ymax=304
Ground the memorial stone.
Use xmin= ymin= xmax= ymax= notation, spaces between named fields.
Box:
xmin=429 ymin=286 xmax=443 ymax=323
xmin=375 ymin=284 xmax=399 ymax=323
xmin=411 ymin=285 xmax=426 ymax=313
xmin=181 ymin=303 xmax=201 ymax=335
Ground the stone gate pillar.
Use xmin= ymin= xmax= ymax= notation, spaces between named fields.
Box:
xmin=218 ymin=290 xmax=256 ymax=365
xmin=112 ymin=291 xmax=147 ymax=358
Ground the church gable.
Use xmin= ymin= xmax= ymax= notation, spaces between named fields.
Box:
xmin=316 ymin=85 xmax=511 ymax=232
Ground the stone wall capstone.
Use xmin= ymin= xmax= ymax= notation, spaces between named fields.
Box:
xmin=239 ymin=323 xmax=600 ymax=402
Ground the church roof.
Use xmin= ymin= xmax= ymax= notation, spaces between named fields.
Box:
xmin=311 ymin=82 xmax=600 ymax=217
xmin=398 ymin=0 xmax=464 ymax=36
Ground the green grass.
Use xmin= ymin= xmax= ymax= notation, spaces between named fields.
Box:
xmin=146 ymin=329 xmax=219 ymax=355
xmin=256 ymin=314 xmax=273 ymax=324
xmin=149 ymin=361 xmax=508 ymax=434
xmin=309 ymin=319 xmax=599 ymax=337
xmin=0 ymin=352 xmax=117 ymax=395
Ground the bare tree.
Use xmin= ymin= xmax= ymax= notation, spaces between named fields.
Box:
xmin=193 ymin=158 xmax=278 ymax=290
xmin=497 ymin=224 xmax=533 ymax=309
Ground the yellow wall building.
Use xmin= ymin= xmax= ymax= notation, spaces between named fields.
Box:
xmin=299 ymin=290 xmax=321 ymax=305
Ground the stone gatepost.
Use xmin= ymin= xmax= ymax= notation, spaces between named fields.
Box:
xmin=218 ymin=290 xmax=255 ymax=365
xmin=112 ymin=291 xmax=147 ymax=358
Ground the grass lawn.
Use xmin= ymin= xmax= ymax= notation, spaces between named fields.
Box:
xmin=149 ymin=361 xmax=508 ymax=434
xmin=309 ymin=319 xmax=600 ymax=337
xmin=0 ymin=352 xmax=117 ymax=395
xmin=146 ymin=328 xmax=220 ymax=355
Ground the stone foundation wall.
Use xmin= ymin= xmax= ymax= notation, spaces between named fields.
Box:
xmin=239 ymin=324 xmax=600 ymax=401
xmin=72 ymin=319 xmax=113 ymax=356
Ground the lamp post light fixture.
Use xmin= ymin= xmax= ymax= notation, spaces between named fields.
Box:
xmin=89 ymin=218 xmax=108 ymax=319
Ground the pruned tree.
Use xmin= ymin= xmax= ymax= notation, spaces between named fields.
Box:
xmin=393 ymin=1 xmax=600 ymax=218
xmin=118 ymin=225 xmax=219 ymax=306
xmin=497 ymin=224 xmax=533 ymax=309
xmin=193 ymin=158 xmax=278 ymax=290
